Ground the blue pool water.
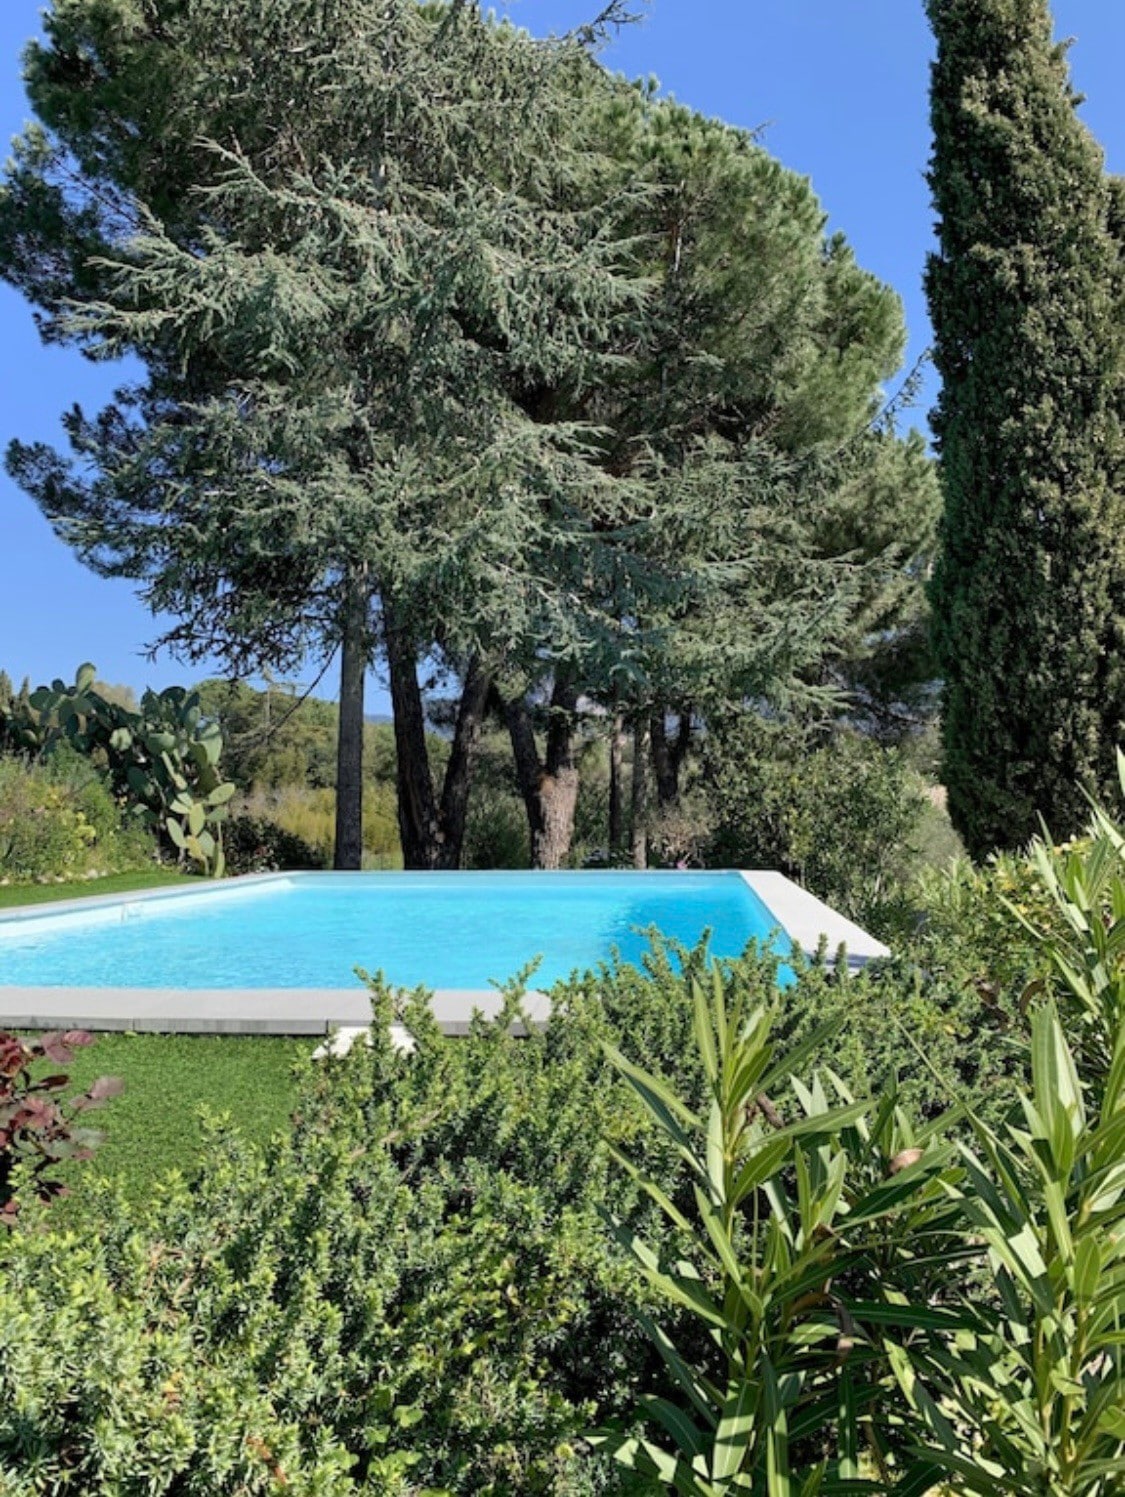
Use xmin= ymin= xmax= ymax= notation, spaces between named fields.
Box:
xmin=0 ymin=871 xmax=788 ymax=991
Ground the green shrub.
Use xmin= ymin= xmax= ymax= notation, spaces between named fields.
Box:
xmin=0 ymin=942 xmax=786 ymax=1494
xmin=1 ymin=665 xmax=235 ymax=875
xmin=223 ymin=813 xmax=327 ymax=873
xmin=912 ymin=843 xmax=1077 ymax=1001
xmin=0 ymin=757 xmax=154 ymax=882
xmin=598 ymin=776 xmax=1125 ymax=1495
xmin=0 ymin=937 xmax=1036 ymax=1493
xmin=463 ymin=772 xmax=529 ymax=869
xmin=703 ymin=723 xmax=927 ymax=936
xmin=3 ymin=770 xmax=1120 ymax=1494
xmin=595 ymin=971 xmax=960 ymax=1491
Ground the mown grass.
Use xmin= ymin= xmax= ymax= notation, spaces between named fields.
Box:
xmin=48 ymin=1032 xmax=312 ymax=1216
xmin=3 ymin=870 xmax=312 ymax=1219
xmin=0 ymin=867 xmax=197 ymax=910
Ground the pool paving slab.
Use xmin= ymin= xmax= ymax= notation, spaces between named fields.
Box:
xmin=0 ymin=869 xmax=888 ymax=1037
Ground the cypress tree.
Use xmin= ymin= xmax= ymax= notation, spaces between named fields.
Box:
xmin=926 ymin=0 xmax=1125 ymax=856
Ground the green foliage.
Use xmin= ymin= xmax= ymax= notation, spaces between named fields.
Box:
xmin=0 ymin=1030 xmax=121 ymax=1221
xmin=0 ymin=0 xmax=659 ymax=877
xmin=223 ymin=813 xmax=327 ymax=874
xmin=914 ymin=846 xmax=1063 ymax=1000
xmin=195 ymin=678 xmax=400 ymax=793
xmin=239 ymin=783 xmax=401 ymax=868
xmin=926 ymin=0 xmax=1125 ymax=856
xmin=1 ymin=664 xmax=234 ymax=875
xmin=0 ymin=1 xmax=937 ymax=873
xmin=0 ymin=942 xmax=783 ymax=1494
xmin=4 ymin=768 xmax=1123 ymax=1492
xmin=703 ymin=724 xmax=927 ymax=935
xmin=891 ymin=798 xmax=1125 ymax=1495
xmin=0 ymin=755 xmax=152 ymax=882
xmin=594 ymin=969 xmax=957 ymax=1494
xmin=772 ymin=948 xmax=1023 ymax=1134
xmin=601 ymin=770 xmax=1125 ymax=1495
xmin=462 ymin=733 xmax=531 ymax=869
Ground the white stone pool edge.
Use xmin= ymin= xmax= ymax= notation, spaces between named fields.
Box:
xmin=0 ymin=870 xmax=889 ymax=1037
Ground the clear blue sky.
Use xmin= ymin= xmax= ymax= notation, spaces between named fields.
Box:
xmin=1 ymin=0 xmax=1123 ymax=702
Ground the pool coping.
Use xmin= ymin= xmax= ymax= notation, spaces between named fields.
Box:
xmin=0 ymin=870 xmax=889 ymax=1036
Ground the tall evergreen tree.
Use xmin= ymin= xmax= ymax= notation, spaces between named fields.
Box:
xmin=926 ymin=0 xmax=1125 ymax=856
xmin=576 ymin=93 xmax=935 ymax=857
xmin=0 ymin=0 xmax=646 ymax=868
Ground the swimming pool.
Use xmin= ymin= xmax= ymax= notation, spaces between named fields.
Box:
xmin=0 ymin=870 xmax=888 ymax=1033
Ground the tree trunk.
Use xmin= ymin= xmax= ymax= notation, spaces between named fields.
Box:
xmin=631 ymin=714 xmax=651 ymax=869
xmin=608 ymin=710 xmax=627 ymax=857
xmin=333 ymin=565 xmax=369 ymax=870
xmin=505 ymin=675 xmax=581 ymax=870
xmin=385 ymin=614 xmax=490 ymax=870
xmin=437 ymin=653 xmax=490 ymax=869
xmin=651 ymin=703 xmax=693 ymax=809
xmin=385 ymin=611 xmax=444 ymax=870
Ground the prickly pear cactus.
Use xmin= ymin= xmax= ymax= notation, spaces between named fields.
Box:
xmin=0 ymin=664 xmax=235 ymax=876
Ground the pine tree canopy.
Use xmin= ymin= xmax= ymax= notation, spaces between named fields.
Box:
xmin=556 ymin=85 xmax=935 ymax=723
xmin=5 ymin=3 xmax=669 ymax=672
xmin=926 ymin=0 xmax=1125 ymax=856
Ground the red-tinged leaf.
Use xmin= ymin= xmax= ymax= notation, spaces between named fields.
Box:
xmin=39 ymin=1030 xmax=93 ymax=1063
xmin=38 ymin=1033 xmax=75 ymax=1064
xmin=12 ymin=1097 xmax=58 ymax=1128
xmin=87 ymin=1075 xmax=125 ymax=1104
xmin=36 ymin=1074 xmax=71 ymax=1093
xmin=0 ymin=1046 xmax=30 ymax=1078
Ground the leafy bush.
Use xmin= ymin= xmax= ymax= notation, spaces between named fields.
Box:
xmin=596 ymin=971 xmax=960 ymax=1491
xmin=2 ymin=768 xmax=1121 ymax=1494
xmin=0 ymin=756 xmax=154 ymax=882
xmin=0 ymin=942 xmax=772 ymax=1493
xmin=0 ymin=1031 xmax=122 ymax=1220
xmin=462 ymin=757 xmax=529 ymax=869
xmin=773 ymin=946 xmax=1024 ymax=1131
xmin=223 ymin=813 xmax=327 ymax=873
xmin=913 ymin=842 xmax=1078 ymax=1002
xmin=0 ymin=939 xmax=1038 ymax=1491
xmin=704 ymin=723 xmax=927 ymax=935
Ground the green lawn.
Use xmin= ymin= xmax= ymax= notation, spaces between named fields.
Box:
xmin=0 ymin=867 xmax=198 ymax=910
xmin=2 ymin=869 xmax=313 ymax=1219
xmin=45 ymin=1032 xmax=312 ymax=1216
